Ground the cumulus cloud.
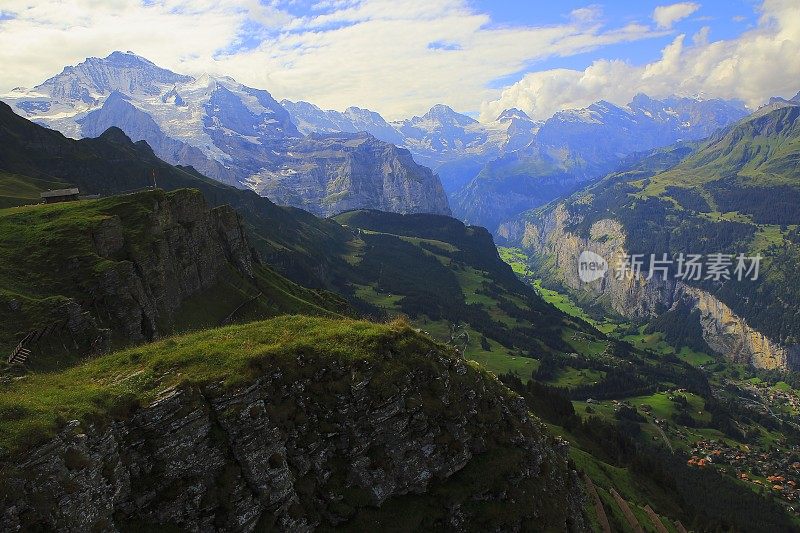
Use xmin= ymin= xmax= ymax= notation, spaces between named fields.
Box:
xmin=0 ymin=0 xmax=290 ymax=92
xmin=653 ymin=2 xmax=701 ymax=30
xmin=480 ymin=0 xmax=800 ymax=121
xmin=0 ymin=0 xmax=795 ymax=122
xmin=0 ymin=0 xmax=661 ymax=119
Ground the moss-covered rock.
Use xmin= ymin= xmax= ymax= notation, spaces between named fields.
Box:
xmin=0 ymin=317 xmax=586 ymax=531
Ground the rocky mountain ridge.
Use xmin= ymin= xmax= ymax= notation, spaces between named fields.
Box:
xmin=3 ymin=52 xmax=450 ymax=217
xmin=281 ymin=100 xmax=540 ymax=194
xmin=0 ymin=317 xmax=587 ymax=532
xmin=452 ymin=95 xmax=749 ymax=231
xmin=282 ymin=94 xmax=748 ymax=231
xmin=244 ymin=132 xmax=451 ymax=217
xmin=0 ymin=188 xmax=258 ymax=356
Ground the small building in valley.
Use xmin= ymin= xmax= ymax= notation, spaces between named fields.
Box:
xmin=40 ymin=188 xmax=80 ymax=204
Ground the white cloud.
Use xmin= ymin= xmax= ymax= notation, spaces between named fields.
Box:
xmin=0 ymin=0 xmax=795 ymax=123
xmin=0 ymin=0 xmax=287 ymax=92
xmin=0 ymin=0 xmax=661 ymax=119
xmin=480 ymin=0 xmax=800 ymax=120
xmin=653 ymin=2 xmax=701 ymax=29
xmin=569 ymin=5 xmax=603 ymax=25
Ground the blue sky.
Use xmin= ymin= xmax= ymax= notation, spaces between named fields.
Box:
xmin=259 ymin=0 xmax=762 ymax=94
xmin=0 ymin=0 xmax=797 ymax=121
xmin=492 ymin=0 xmax=758 ymax=69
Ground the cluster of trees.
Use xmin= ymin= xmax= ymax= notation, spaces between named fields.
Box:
xmin=617 ymin=196 xmax=755 ymax=258
xmin=715 ymin=245 xmax=800 ymax=345
xmin=358 ymin=233 xmax=464 ymax=320
xmin=707 ymin=386 xmax=800 ymax=444
xmin=708 ymin=180 xmax=800 ymax=225
xmin=665 ymin=185 xmax=711 ymax=212
xmin=353 ymin=231 xmax=579 ymax=356
xmin=534 ymin=335 xmax=710 ymax=401
xmin=569 ymin=370 xmax=657 ymax=400
xmin=645 ymin=300 xmax=711 ymax=353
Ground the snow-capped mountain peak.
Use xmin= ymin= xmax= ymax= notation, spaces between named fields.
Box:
xmin=416 ymin=104 xmax=477 ymax=128
xmin=496 ymin=108 xmax=532 ymax=122
xmin=33 ymin=51 xmax=191 ymax=101
xmin=2 ymin=52 xmax=450 ymax=217
xmin=5 ymin=51 xmax=299 ymax=149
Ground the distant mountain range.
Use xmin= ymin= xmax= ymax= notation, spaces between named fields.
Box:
xmin=2 ymin=52 xmax=450 ymax=217
xmin=283 ymin=94 xmax=749 ymax=231
xmin=5 ymin=51 xmax=751 ymax=229
xmin=281 ymin=100 xmax=540 ymax=194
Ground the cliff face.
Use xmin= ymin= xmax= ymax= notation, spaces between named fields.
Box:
xmin=93 ymin=189 xmax=256 ymax=343
xmin=1 ymin=189 xmax=257 ymax=354
xmin=247 ymin=133 xmax=451 ymax=218
xmin=0 ymin=322 xmax=586 ymax=532
xmin=506 ymin=204 xmax=789 ymax=370
xmin=676 ymin=285 xmax=787 ymax=369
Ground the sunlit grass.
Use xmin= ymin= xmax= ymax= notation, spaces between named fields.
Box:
xmin=0 ymin=316 xmax=435 ymax=455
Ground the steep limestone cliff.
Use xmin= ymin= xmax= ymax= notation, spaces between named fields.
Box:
xmin=0 ymin=317 xmax=586 ymax=532
xmin=676 ymin=285 xmax=787 ymax=369
xmin=0 ymin=189 xmax=258 ymax=355
xmin=91 ymin=189 xmax=257 ymax=343
xmin=248 ymin=133 xmax=451 ymax=218
xmin=504 ymin=205 xmax=789 ymax=370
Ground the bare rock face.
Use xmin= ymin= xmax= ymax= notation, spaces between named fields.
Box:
xmin=512 ymin=204 xmax=789 ymax=370
xmin=0 ymin=345 xmax=586 ymax=532
xmin=677 ymin=285 xmax=788 ymax=369
xmin=89 ymin=189 xmax=256 ymax=343
xmin=248 ymin=133 xmax=451 ymax=218
xmin=4 ymin=189 xmax=258 ymax=353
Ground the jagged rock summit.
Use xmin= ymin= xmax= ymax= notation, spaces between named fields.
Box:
xmin=3 ymin=52 xmax=450 ymax=217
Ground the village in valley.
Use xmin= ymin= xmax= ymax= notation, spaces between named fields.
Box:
xmin=578 ymin=374 xmax=800 ymax=515
xmin=688 ymin=438 xmax=800 ymax=508
xmin=677 ymin=377 xmax=800 ymax=511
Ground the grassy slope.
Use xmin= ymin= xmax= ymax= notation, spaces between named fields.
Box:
xmin=0 ymin=317 xmax=434 ymax=455
xmin=0 ymin=171 xmax=67 ymax=208
xmin=335 ymin=213 xmax=707 ymax=413
xmin=333 ymin=210 xmax=603 ymax=377
xmin=0 ymin=189 xmax=347 ymax=361
xmin=641 ymin=104 xmax=800 ymax=196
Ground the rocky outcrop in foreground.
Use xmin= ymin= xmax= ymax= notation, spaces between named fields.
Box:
xmin=0 ymin=320 xmax=586 ymax=531
xmin=92 ymin=189 xmax=257 ymax=343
